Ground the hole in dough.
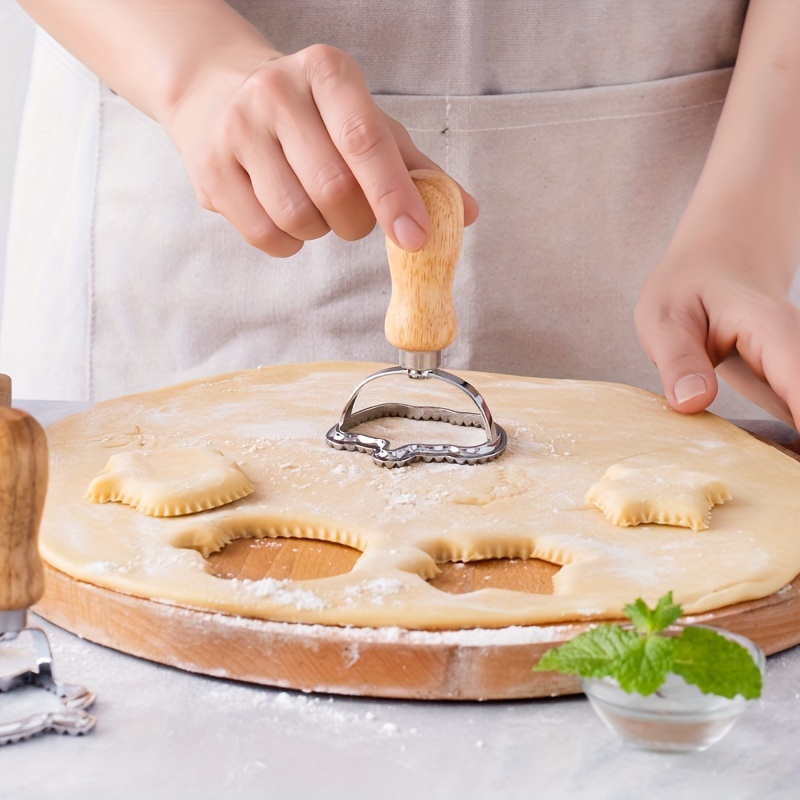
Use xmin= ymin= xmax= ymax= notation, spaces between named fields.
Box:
xmin=428 ymin=557 xmax=560 ymax=595
xmin=86 ymin=446 xmax=254 ymax=516
xmin=171 ymin=515 xmax=365 ymax=581
xmin=420 ymin=537 xmax=562 ymax=595
xmin=207 ymin=537 xmax=361 ymax=582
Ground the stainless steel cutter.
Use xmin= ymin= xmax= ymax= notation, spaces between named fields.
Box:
xmin=326 ymin=170 xmax=507 ymax=467
xmin=0 ymin=392 xmax=96 ymax=745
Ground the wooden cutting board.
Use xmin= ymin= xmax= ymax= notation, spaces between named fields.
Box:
xmin=36 ymin=422 xmax=800 ymax=701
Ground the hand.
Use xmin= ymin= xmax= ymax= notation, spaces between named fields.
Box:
xmin=635 ymin=237 xmax=800 ymax=428
xmin=165 ymin=43 xmax=478 ymax=257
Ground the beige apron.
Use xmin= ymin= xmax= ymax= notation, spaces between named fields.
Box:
xmin=2 ymin=1 xmax=760 ymax=416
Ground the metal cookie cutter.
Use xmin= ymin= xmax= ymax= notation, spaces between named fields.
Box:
xmin=0 ymin=625 xmax=96 ymax=745
xmin=0 ymin=389 xmax=96 ymax=745
xmin=326 ymin=170 xmax=507 ymax=468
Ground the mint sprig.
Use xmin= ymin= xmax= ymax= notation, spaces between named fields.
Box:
xmin=534 ymin=592 xmax=763 ymax=699
xmin=623 ymin=591 xmax=683 ymax=634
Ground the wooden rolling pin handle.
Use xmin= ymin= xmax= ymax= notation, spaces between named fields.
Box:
xmin=0 ymin=374 xmax=10 ymax=409
xmin=0 ymin=405 xmax=48 ymax=613
xmin=384 ymin=169 xmax=464 ymax=355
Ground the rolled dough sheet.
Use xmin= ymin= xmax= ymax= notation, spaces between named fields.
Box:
xmin=39 ymin=362 xmax=800 ymax=629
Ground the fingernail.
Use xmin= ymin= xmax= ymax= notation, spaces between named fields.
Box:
xmin=674 ymin=373 xmax=708 ymax=405
xmin=393 ymin=215 xmax=427 ymax=251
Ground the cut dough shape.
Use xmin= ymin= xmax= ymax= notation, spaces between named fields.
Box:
xmin=585 ymin=463 xmax=731 ymax=532
xmin=39 ymin=362 xmax=800 ymax=629
xmin=86 ymin=447 xmax=254 ymax=517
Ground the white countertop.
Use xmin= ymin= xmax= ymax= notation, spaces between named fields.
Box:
xmin=3 ymin=402 xmax=800 ymax=800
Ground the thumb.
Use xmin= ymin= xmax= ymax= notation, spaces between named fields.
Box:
xmin=635 ymin=307 xmax=719 ymax=415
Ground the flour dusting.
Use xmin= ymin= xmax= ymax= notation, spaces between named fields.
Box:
xmin=233 ymin=578 xmax=328 ymax=610
xmin=344 ymin=578 xmax=408 ymax=606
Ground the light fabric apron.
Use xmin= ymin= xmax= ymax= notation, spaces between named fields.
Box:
xmin=3 ymin=0 xmax=766 ymax=419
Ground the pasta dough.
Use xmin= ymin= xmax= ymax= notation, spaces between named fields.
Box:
xmin=585 ymin=464 xmax=731 ymax=531
xmin=86 ymin=447 xmax=254 ymax=517
xmin=39 ymin=362 xmax=800 ymax=629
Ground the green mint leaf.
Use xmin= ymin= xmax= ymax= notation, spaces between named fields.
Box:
xmin=671 ymin=626 xmax=763 ymax=700
xmin=623 ymin=591 xmax=682 ymax=634
xmin=534 ymin=623 xmax=674 ymax=695
xmin=649 ymin=592 xmax=684 ymax=631
xmin=534 ymin=624 xmax=640 ymax=679
xmin=622 ymin=597 xmax=653 ymax=633
xmin=613 ymin=633 xmax=674 ymax=695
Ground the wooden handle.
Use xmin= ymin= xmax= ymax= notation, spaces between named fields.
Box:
xmin=0 ymin=374 xmax=10 ymax=408
xmin=384 ymin=169 xmax=464 ymax=353
xmin=0 ymin=407 xmax=48 ymax=612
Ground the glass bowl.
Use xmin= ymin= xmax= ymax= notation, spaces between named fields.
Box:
xmin=581 ymin=628 xmax=765 ymax=753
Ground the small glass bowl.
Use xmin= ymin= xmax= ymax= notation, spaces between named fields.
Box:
xmin=581 ymin=628 xmax=765 ymax=753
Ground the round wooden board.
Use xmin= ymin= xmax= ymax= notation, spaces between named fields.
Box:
xmin=34 ymin=422 xmax=800 ymax=701
xmin=35 ymin=556 xmax=800 ymax=701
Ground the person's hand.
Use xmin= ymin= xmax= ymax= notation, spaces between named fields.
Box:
xmin=164 ymin=43 xmax=478 ymax=257
xmin=635 ymin=236 xmax=800 ymax=428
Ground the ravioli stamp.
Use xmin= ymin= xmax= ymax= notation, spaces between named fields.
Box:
xmin=586 ymin=463 xmax=731 ymax=532
xmin=86 ymin=446 xmax=254 ymax=517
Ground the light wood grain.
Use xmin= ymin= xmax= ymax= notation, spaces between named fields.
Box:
xmin=0 ymin=374 xmax=11 ymax=408
xmin=384 ymin=170 xmax=463 ymax=353
xmin=0 ymin=407 xmax=48 ymax=612
xmin=207 ymin=538 xmax=559 ymax=596
xmin=36 ymin=562 xmax=800 ymax=700
xmin=207 ymin=537 xmax=361 ymax=582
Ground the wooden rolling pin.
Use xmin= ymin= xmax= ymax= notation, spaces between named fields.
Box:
xmin=384 ymin=169 xmax=463 ymax=364
xmin=0 ymin=375 xmax=48 ymax=624
xmin=0 ymin=373 xmax=10 ymax=409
